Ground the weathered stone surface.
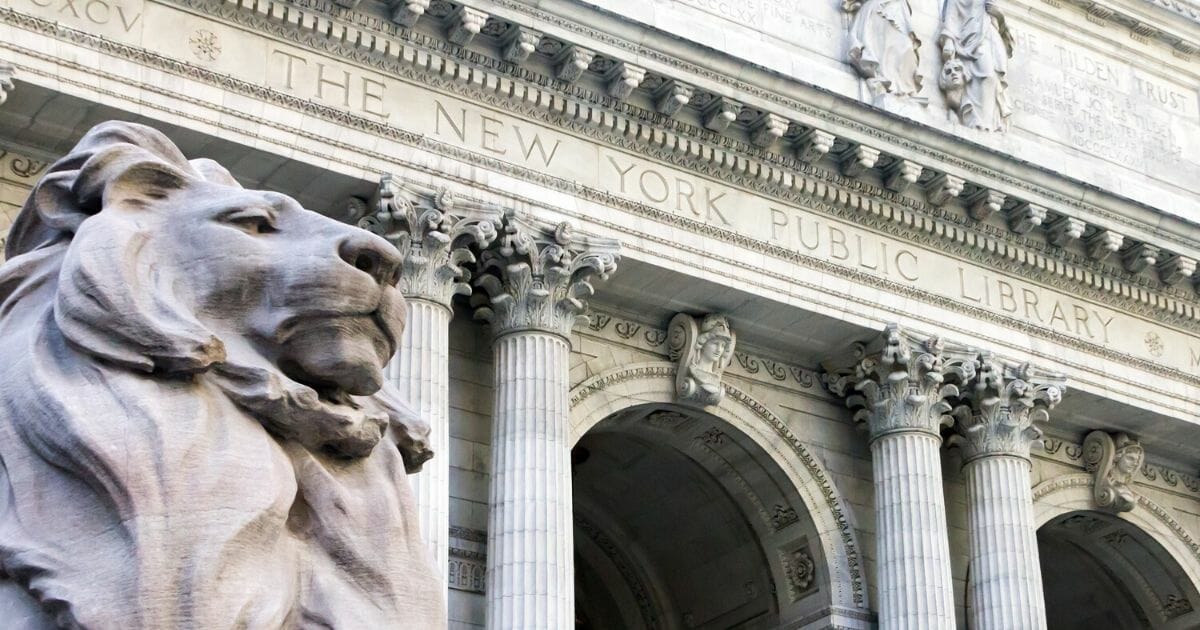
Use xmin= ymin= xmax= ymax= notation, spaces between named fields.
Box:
xmin=0 ymin=122 xmax=445 ymax=628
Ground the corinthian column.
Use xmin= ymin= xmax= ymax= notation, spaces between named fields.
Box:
xmin=474 ymin=215 xmax=619 ymax=630
xmin=824 ymin=325 xmax=974 ymax=630
xmin=950 ymin=356 xmax=1065 ymax=630
xmin=359 ymin=176 xmax=502 ymax=595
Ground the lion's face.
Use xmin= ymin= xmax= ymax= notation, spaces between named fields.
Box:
xmin=3 ymin=122 xmax=426 ymax=461
xmin=149 ymin=182 xmax=406 ymax=399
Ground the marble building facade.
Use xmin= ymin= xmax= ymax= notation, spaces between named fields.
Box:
xmin=1 ymin=0 xmax=1199 ymax=627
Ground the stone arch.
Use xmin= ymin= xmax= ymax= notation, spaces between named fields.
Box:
xmin=569 ymin=361 xmax=871 ymax=624
xmin=1032 ymin=473 xmax=1200 ymax=628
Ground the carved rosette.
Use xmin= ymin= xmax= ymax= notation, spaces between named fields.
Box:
xmin=949 ymin=355 xmax=1065 ymax=462
xmin=358 ymin=174 xmax=503 ymax=309
xmin=473 ymin=212 xmax=620 ymax=339
xmin=0 ymin=61 xmax=14 ymax=106
xmin=824 ymin=324 xmax=976 ymax=443
xmin=667 ymin=313 xmax=736 ymax=407
xmin=1082 ymin=430 xmax=1144 ymax=513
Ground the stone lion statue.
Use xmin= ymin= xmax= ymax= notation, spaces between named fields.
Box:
xmin=0 ymin=122 xmax=444 ymax=628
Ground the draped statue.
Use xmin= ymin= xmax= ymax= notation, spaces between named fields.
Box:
xmin=938 ymin=0 xmax=1015 ymax=131
xmin=843 ymin=0 xmax=924 ymax=99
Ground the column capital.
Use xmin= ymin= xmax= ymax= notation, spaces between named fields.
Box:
xmin=0 ymin=61 xmax=14 ymax=106
xmin=473 ymin=212 xmax=619 ymax=340
xmin=358 ymin=175 xmax=503 ymax=309
xmin=823 ymin=323 xmax=976 ymax=442
xmin=949 ymin=355 xmax=1066 ymax=463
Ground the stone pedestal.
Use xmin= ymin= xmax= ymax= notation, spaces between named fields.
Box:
xmin=951 ymin=356 xmax=1065 ymax=630
xmin=473 ymin=214 xmax=618 ymax=630
xmin=825 ymin=325 xmax=974 ymax=630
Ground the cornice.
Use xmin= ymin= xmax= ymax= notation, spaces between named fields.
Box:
xmin=122 ymin=0 xmax=1200 ymax=329
xmin=7 ymin=1 xmax=1200 ymax=398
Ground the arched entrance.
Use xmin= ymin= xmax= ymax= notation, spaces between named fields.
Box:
xmin=572 ymin=404 xmax=830 ymax=629
xmin=1037 ymin=509 xmax=1200 ymax=630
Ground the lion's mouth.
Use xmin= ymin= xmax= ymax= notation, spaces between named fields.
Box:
xmin=314 ymin=384 xmax=358 ymax=408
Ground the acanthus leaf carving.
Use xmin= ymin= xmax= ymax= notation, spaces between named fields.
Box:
xmin=1082 ymin=430 xmax=1144 ymax=513
xmin=668 ymin=313 xmax=736 ymax=406
xmin=948 ymin=355 xmax=1066 ymax=462
xmin=473 ymin=212 xmax=620 ymax=339
xmin=822 ymin=323 xmax=976 ymax=442
xmin=359 ymin=174 xmax=503 ymax=308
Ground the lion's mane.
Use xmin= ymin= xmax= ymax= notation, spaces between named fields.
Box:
xmin=0 ymin=122 xmax=443 ymax=629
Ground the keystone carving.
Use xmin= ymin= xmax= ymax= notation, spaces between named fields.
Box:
xmin=473 ymin=213 xmax=620 ymax=339
xmin=949 ymin=355 xmax=1065 ymax=462
xmin=795 ymin=129 xmax=835 ymax=164
xmin=1082 ymin=431 xmax=1144 ymax=513
xmin=358 ymin=175 xmax=503 ymax=308
xmin=0 ymin=61 xmax=13 ymax=106
xmin=938 ymin=0 xmax=1015 ymax=131
xmin=823 ymin=324 xmax=976 ymax=442
xmin=925 ymin=173 xmax=964 ymax=205
xmin=667 ymin=313 xmax=736 ymax=407
xmin=389 ymin=0 xmax=430 ymax=27
xmin=843 ymin=0 xmax=924 ymax=100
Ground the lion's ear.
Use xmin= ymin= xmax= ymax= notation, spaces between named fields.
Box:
xmin=54 ymin=213 xmax=227 ymax=374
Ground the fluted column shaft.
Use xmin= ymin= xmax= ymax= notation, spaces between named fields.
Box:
xmin=387 ymin=298 xmax=451 ymax=585
xmin=871 ymin=431 xmax=956 ymax=630
xmin=486 ymin=331 xmax=573 ymax=630
xmin=964 ymin=455 xmax=1045 ymax=629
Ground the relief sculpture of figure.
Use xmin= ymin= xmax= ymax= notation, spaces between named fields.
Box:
xmin=0 ymin=122 xmax=445 ymax=628
xmin=938 ymin=0 xmax=1015 ymax=131
xmin=843 ymin=0 xmax=924 ymax=100
xmin=668 ymin=313 xmax=736 ymax=407
xmin=1082 ymin=431 xmax=1145 ymax=513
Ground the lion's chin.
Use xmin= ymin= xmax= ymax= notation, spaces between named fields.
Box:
xmin=276 ymin=317 xmax=392 ymax=397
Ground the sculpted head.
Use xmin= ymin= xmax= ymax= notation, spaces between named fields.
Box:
xmin=3 ymin=121 xmax=430 ymax=464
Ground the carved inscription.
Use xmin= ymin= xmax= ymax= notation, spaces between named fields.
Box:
xmin=1009 ymin=29 xmax=1197 ymax=177
xmin=957 ymin=267 xmax=1114 ymax=343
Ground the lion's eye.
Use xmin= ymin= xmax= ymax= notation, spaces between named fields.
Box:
xmin=220 ymin=208 xmax=278 ymax=235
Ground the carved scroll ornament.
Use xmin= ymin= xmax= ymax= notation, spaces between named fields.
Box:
xmin=843 ymin=0 xmax=924 ymax=99
xmin=0 ymin=60 xmax=13 ymax=106
xmin=1083 ymin=430 xmax=1144 ymax=513
xmin=668 ymin=313 xmax=736 ymax=406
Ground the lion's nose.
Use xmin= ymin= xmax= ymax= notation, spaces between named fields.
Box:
xmin=338 ymin=231 xmax=402 ymax=287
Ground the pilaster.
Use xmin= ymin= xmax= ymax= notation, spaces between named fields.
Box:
xmin=949 ymin=355 xmax=1066 ymax=630
xmin=359 ymin=175 xmax=502 ymax=598
xmin=824 ymin=324 xmax=973 ymax=630
xmin=474 ymin=213 xmax=618 ymax=629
